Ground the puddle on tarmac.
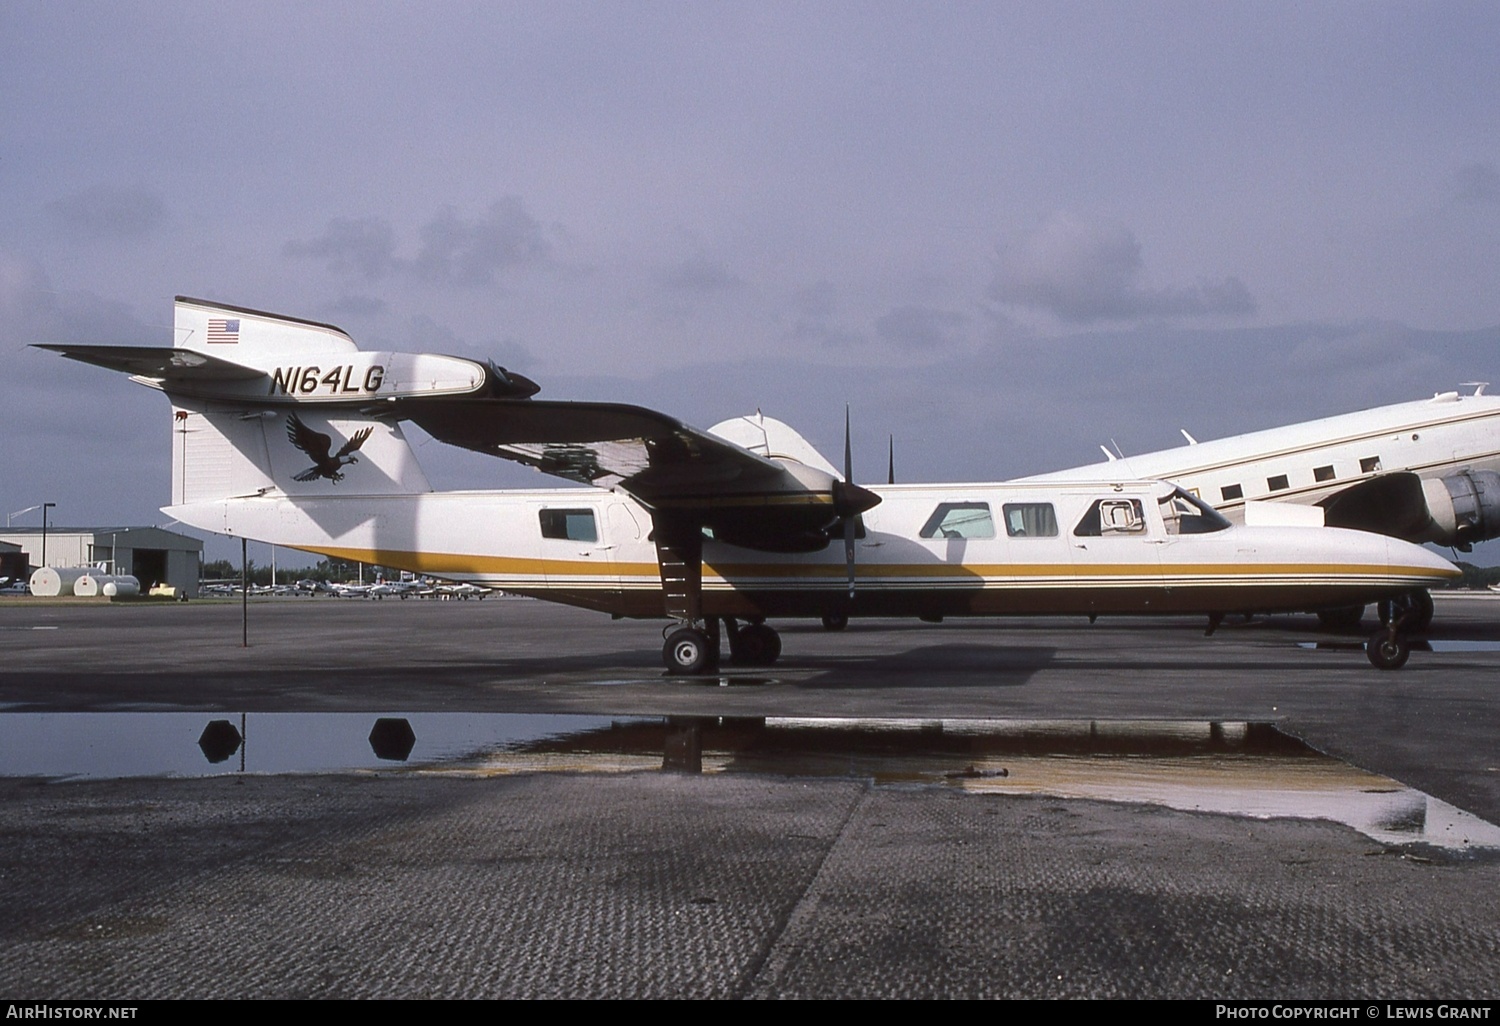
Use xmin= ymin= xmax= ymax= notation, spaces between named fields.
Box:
xmin=1 ymin=713 xmax=1496 ymax=854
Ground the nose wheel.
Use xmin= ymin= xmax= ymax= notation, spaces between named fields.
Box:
xmin=1367 ymin=592 xmax=1423 ymax=670
xmin=1366 ymin=631 xmax=1411 ymax=670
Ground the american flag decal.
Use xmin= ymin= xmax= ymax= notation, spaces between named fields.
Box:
xmin=206 ymin=318 xmax=240 ymax=344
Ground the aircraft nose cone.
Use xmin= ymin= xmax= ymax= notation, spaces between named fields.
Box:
xmin=1381 ymin=536 xmax=1462 ymax=582
xmin=833 ymin=480 xmax=882 ymax=517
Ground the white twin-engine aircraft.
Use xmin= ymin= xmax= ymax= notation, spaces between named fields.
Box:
xmin=40 ymin=297 xmax=1459 ymax=672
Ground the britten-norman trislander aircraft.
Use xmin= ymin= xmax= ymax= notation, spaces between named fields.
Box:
xmin=39 ymin=298 xmax=1460 ymax=671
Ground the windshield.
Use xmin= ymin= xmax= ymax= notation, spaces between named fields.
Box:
xmin=1159 ymin=487 xmax=1231 ymax=535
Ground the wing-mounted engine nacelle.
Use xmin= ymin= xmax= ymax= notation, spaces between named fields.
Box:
xmin=1420 ymin=470 xmax=1500 ymax=550
xmin=479 ymin=360 xmax=541 ymax=399
xmin=1321 ymin=470 xmax=1500 ymax=550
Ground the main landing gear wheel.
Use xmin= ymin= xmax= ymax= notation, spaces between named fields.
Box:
xmin=663 ymin=627 xmax=715 ymax=675
xmin=730 ymin=623 xmax=782 ymax=666
xmin=1367 ymin=631 xmax=1411 ymax=670
xmin=820 ymin=611 xmax=849 ymax=632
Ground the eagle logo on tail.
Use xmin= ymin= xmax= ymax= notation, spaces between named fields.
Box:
xmin=287 ymin=414 xmax=374 ymax=483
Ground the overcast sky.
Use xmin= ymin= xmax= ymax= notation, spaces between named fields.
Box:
xmin=4 ymin=2 xmax=1499 ymax=564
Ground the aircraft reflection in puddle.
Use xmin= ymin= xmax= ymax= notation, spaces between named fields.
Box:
xmin=1 ymin=713 xmax=1496 ymax=855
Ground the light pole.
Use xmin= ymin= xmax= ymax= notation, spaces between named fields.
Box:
xmin=6 ymin=505 xmax=41 ymax=528
xmin=40 ymin=503 xmax=54 ymax=569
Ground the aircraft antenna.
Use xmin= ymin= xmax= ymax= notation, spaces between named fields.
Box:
xmin=1181 ymin=429 xmax=1198 ymax=445
xmin=1461 ymin=382 xmax=1489 ymax=396
xmin=888 ymin=435 xmax=895 ymax=485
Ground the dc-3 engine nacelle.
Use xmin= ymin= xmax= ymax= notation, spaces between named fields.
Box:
xmin=1321 ymin=468 xmax=1500 ymax=550
xmin=1420 ymin=470 xmax=1500 ymax=549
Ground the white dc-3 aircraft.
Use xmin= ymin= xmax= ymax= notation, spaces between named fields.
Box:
xmin=39 ymin=297 xmax=1460 ymax=671
xmin=1023 ymin=382 xmax=1500 ymax=628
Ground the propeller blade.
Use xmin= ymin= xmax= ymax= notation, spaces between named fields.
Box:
xmin=844 ymin=406 xmax=856 ymax=599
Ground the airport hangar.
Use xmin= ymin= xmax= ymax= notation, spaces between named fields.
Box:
xmin=0 ymin=525 xmax=202 ymax=597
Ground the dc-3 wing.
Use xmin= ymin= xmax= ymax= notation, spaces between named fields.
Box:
xmin=35 ymin=344 xmax=265 ymax=381
xmin=392 ymin=397 xmax=880 ymax=552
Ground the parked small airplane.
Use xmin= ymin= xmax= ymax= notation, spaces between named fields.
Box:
xmin=1023 ymin=386 xmax=1500 ymax=627
xmin=39 ymin=297 xmax=1460 ymax=671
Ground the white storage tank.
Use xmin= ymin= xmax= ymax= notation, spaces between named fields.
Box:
xmin=102 ymin=575 xmax=140 ymax=598
xmin=28 ymin=566 xmax=94 ymax=597
xmin=75 ymin=573 xmax=141 ymax=598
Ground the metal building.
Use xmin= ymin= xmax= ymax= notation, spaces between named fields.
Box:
xmin=0 ymin=526 xmax=203 ymax=598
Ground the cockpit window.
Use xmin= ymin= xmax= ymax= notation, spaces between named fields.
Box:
xmin=919 ymin=502 xmax=995 ymax=539
xmin=1074 ymin=498 xmax=1146 ymax=537
xmin=1002 ymin=503 xmax=1058 ymax=538
xmin=1158 ymin=488 xmax=1231 ymax=535
xmin=539 ymin=508 xmax=598 ymax=542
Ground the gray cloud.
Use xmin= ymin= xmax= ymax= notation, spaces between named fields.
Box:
xmin=1454 ymin=162 xmax=1500 ymax=205
xmin=44 ymin=184 xmax=167 ymax=241
xmin=659 ymin=256 xmax=744 ymax=293
xmin=282 ymin=217 xmax=396 ymax=280
xmin=412 ymin=199 xmax=552 ymax=287
xmin=992 ymin=213 xmax=1255 ymax=324
xmin=285 ymin=200 xmax=553 ymax=288
xmin=874 ymin=305 xmax=968 ymax=351
xmin=785 ymin=281 xmax=865 ymax=349
xmin=401 ymin=313 xmax=534 ymax=367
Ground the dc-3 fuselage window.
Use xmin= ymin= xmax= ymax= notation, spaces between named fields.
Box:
xmin=1002 ymin=503 xmax=1058 ymax=537
xmin=539 ymin=508 xmax=599 ymax=542
xmin=1158 ymin=488 xmax=1231 ymax=535
xmin=1221 ymin=483 xmax=1244 ymax=501
xmin=919 ymin=502 xmax=996 ymax=539
xmin=1074 ymin=498 xmax=1146 ymax=537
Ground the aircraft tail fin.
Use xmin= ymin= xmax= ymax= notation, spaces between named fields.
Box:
xmin=168 ymin=401 xmax=432 ymax=509
xmin=173 ymin=296 xmax=358 ymax=358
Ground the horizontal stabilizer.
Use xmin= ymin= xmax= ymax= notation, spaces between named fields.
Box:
xmin=35 ymin=344 xmax=263 ymax=381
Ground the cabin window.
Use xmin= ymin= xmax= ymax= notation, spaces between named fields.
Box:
xmin=1314 ymin=465 xmax=1336 ymax=482
xmin=1002 ymin=503 xmax=1058 ymax=538
xmin=538 ymin=508 xmax=598 ymax=542
xmin=1360 ymin=456 xmax=1381 ymax=473
xmin=1267 ymin=474 xmax=1289 ymax=492
xmin=919 ymin=502 xmax=995 ymax=539
xmin=1074 ymin=498 xmax=1146 ymax=537
xmin=1221 ymin=483 xmax=1243 ymax=501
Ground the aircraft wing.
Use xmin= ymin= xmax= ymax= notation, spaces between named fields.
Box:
xmin=393 ymin=398 xmax=787 ymax=493
xmin=35 ymin=345 xmax=264 ymax=381
xmin=392 ymin=397 xmax=878 ymax=546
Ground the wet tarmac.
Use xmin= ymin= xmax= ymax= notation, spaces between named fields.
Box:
xmin=2 ymin=595 xmax=1499 ymax=998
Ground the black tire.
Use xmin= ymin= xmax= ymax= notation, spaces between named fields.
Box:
xmin=1367 ymin=632 xmax=1411 ymax=670
xmin=731 ymin=623 xmax=782 ymax=666
xmin=664 ymin=628 xmax=714 ymax=675
xmin=821 ymin=611 xmax=849 ymax=632
xmin=1411 ymin=589 xmax=1434 ymax=629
